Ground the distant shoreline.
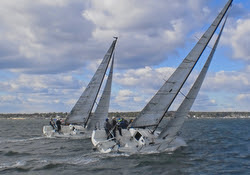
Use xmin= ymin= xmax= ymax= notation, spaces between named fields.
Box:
xmin=0 ymin=111 xmax=250 ymax=119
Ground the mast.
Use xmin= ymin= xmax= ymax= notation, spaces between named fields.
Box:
xmin=65 ymin=37 xmax=118 ymax=125
xmin=87 ymin=53 xmax=114 ymax=130
xmin=130 ymin=0 xmax=232 ymax=130
xmin=158 ymin=15 xmax=229 ymax=140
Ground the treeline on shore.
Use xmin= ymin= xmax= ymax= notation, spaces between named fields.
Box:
xmin=0 ymin=111 xmax=250 ymax=119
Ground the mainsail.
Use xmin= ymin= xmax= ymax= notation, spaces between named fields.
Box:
xmin=87 ymin=54 xmax=114 ymax=130
xmin=130 ymin=0 xmax=232 ymax=129
xmin=158 ymin=15 xmax=229 ymax=140
xmin=65 ymin=38 xmax=118 ymax=125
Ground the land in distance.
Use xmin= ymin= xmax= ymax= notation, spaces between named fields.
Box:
xmin=0 ymin=111 xmax=250 ymax=119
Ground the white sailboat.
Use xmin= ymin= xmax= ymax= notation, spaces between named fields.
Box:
xmin=92 ymin=0 xmax=232 ymax=153
xmin=43 ymin=37 xmax=118 ymax=138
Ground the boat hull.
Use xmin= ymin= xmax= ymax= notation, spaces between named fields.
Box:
xmin=91 ymin=128 xmax=186 ymax=154
xmin=43 ymin=125 xmax=91 ymax=139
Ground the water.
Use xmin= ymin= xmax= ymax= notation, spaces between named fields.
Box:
xmin=0 ymin=118 xmax=249 ymax=175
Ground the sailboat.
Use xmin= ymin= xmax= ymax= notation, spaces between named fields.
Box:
xmin=91 ymin=0 xmax=232 ymax=153
xmin=43 ymin=37 xmax=118 ymax=138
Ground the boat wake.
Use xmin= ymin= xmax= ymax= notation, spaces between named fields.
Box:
xmin=0 ymin=153 xmax=101 ymax=172
xmin=0 ymin=137 xmax=45 ymax=144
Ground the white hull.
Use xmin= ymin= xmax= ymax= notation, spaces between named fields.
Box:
xmin=43 ymin=125 xmax=91 ymax=139
xmin=91 ymin=128 xmax=187 ymax=154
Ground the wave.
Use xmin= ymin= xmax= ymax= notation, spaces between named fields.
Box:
xmin=0 ymin=153 xmax=102 ymax=172
xmin=0 ymin=160 xmax=27 ymax=171
xmin=4 ymin=151 xmax=31 ymax=157
xmin=33 ymin=154 xmax=101 ymax=171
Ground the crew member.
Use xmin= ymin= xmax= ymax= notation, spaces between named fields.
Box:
xmin=49 ymin=118 xmax=55 ymax=129
xmin=117 ymin=118 xmax=122 ymax=136
xmin=56 ymin=119 xmax=62 ymax=132
xmin=111 ymin=116 xmax=117 ymax=138
xmin=104 ymin=118 xmax=112 ymax=139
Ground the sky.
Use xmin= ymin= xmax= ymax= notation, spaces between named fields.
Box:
xmin=0 ymin=0 xmax=249 ymax=113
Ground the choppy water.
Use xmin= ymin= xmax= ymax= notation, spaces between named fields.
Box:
xmin=0 ymin=118 xmax=249 ymax=175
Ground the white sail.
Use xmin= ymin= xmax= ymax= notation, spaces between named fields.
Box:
xmin=130 ymin=0 xmax=232 ymax=129
xmin=87 ymin=54 xmax=114 ymax=130
xmin=65 ymin=38 xmax=118 ymax=125
xmin=158 ymin=15 xmax=229 ymax=140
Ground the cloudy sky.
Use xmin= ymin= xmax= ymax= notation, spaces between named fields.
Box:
xmin=0 ymin=0 xmax=249 ymax=113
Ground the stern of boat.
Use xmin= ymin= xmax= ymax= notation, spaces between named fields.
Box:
xmin=91 ymin=129 xmax=118 ymax=153
xmin=43 ymin=125 xmax=55 ymax=137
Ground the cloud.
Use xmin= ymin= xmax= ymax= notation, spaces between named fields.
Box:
xmin=1 ymin=0 xmax=249 ymax=113
xmin=115 ymin=89 xmax=133 ymax=103
xmin=83 ymin=0 xmax=214 ymax=69
xmin=115 ymin=66 xmax=175 ymax=91
xmin=36 ymin=0 xmax=71 ymax=7
xmin=0 ymin=74 xmax=82 ymax=93
xmin=112 ymin=66 xmax=204 ymax=111
xmin=0 ymin=73 xmax=86 ymax=112
xmin=112 ymin=89 xmax=141 ymax=111
xmin=113 ymin=65 xmax=250 ymax=112
xmin=222 ymin=18 xmax=250 ymax=61
xmin=236 ymin=94 xmax=250 ymax=101
xmin=0 ymin=0 xmax=230 ymax=74
xmin=189 ymin=69 xmax=250 ymax=111
xmin=0 ymin=95 xmax=22 ymax=104
xmin=221 ymin=2 xmax=250 ymax=63
xmin=203 ymin=71 xmax=250 ymax=93
xmin=0 ymin=0 xmax=97 ymax=74
xmin=83 ymin=0 xmax=208 ymax=31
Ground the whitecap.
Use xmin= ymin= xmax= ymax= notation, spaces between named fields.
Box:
xmin=0 ymin=160 xmax=26 ymax=170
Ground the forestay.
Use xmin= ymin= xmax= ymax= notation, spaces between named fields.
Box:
xmin=158 ymin=15 xmax=229 ymax=140
xmin=87 ymin=54 xmax=114 ymax=130
xmin=65 ymin=39 xmax=117 ymax=125
xmin=130 ymin=0 xmax=232 ymax=129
